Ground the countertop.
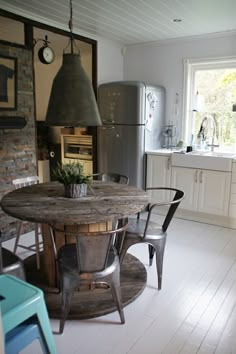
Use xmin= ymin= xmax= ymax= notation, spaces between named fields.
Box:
xmin=146 ymin=148 xmax=183 ymax=156
xmin=146 ymin=148 xmax=236 ymax=162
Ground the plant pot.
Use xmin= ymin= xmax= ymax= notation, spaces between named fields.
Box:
xmin=64 ymin=183 xmax=87 ymax=198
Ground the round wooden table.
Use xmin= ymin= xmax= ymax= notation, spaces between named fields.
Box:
xmin=1 ymin=181 xmax=149 ymax=320
xmin=1 ymin=180 xmax=149 ymax=225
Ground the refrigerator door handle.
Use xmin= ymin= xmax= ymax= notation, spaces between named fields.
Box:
xmin=102 ymin=120 xmax=115 ymax=125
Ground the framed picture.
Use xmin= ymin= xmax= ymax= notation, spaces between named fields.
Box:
xmin=0 ymin=55 xmax=17 ymax=110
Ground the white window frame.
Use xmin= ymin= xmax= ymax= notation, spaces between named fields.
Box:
xmin=182 ymin=56 xmax=236 ymax=144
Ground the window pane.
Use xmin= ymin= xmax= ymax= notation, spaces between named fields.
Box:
xmin=193 ymin=68 xmax=236 ymax=151
xmin=195 ymin=69 xmax=236 ymax=112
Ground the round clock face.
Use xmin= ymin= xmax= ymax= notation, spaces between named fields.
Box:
xmin=38 ymin=46 xmax=55 ymax=64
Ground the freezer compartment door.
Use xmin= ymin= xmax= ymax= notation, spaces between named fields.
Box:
xmin=98 ymin=82 xmax=145 ymax=125
xmin=97 ymin=125 xmax=145 ymax=188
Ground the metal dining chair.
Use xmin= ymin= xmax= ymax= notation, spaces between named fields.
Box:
xmin=93 ymin=173 xmax=129 ymax=184
xmin=12 ymin=176 xmax=43 ymax=269
xmin=49 ymin=222 xmax=128 ymax=334
xmin=119 ymin=187 xmax=184 ymax=290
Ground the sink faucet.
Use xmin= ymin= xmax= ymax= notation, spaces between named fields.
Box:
xmin=197 ymin=115 xmax=219 ymax=151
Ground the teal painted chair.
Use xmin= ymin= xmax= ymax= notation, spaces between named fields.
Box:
xmin=5 ymin=316 xmax=48 ymax=354
xmin=0 ymin=274 xmax=56 ymax=353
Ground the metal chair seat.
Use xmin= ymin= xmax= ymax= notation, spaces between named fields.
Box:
xmin=125 ymin=218 xmax=166 ymax=240
xmin=0 ymin=231 xmax=25 ymax=281
xmin=0 ymin=248 xmax=25 ymax=280
xmin=93 ymin=172 xmax=129 ymax=184
xmin=119 ymin=187 xmax=184 ymax=290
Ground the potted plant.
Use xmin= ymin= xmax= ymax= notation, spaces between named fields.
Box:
xmin=53 ymin=162 xmax=91 ymax=198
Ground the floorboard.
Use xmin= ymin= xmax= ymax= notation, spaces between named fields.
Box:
xmin=3 ymin=217 xmax=236 ymax=354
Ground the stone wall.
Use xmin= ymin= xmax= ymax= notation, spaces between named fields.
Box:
xmin=0 ymin=43 xmax=36 ymax=241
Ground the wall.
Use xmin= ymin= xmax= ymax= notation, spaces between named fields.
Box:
xmin=124 ymin=32 xmax=236 ymax=142
xmin=97 ymin=38 xmax=124 ymax=85
xmin=0 ymin=43 xmax=36 ymax=240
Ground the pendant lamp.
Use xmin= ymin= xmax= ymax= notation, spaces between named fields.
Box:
xmin=45 ymin=0 xmax=101 ymax=127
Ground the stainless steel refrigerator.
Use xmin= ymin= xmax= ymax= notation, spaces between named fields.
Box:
xmin=97 ymin=81 xmax=165 ymax=188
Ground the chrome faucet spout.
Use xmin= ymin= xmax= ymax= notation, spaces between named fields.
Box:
xmin=197 ymin=115 xmax=218 ymax=151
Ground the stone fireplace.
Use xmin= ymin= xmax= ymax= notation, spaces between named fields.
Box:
xmin=0 ymin=43 xmax=37 ymax=240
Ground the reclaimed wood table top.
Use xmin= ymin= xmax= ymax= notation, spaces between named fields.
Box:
xmin=1 ymin=181 xmax=149 ymax=225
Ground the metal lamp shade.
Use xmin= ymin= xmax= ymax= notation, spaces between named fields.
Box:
xmin=45 ymin=53 xmax=102 ymax=126
xmin=233 ymin=103 xmax=236 ymax=112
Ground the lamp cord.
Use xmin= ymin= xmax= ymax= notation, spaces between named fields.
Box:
xmin=69 ymin=0 xmax=74 ymax=53
xmin=63 ymin=0 xmax=79 ymax=54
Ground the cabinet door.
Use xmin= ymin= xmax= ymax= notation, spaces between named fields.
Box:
xmin=198 ymin=170 xmax=231 ymax=216
xmin=146 ymin=154 xmax=171 ymax=203
xmin=171 ymin=167 xmax=198 ymax=211
xmin=82 ymin=160 xmax=93 ymax=175
xmin=63 ymin=159 xmax=93 ymax=175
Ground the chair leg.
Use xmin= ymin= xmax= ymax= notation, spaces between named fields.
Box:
xmin=148 ymin=244 xmax=155 ymax=266
xmin=34 ymin=223 xmax=40 ymax=269
xmin=60 ymin=289 xmax=74 ymax=334
xmin=119 ymin=237 xmax=138 ymax=264
xmin=36 ymin=298 xmax=57 ymax=354
xmin=152 ymin=238 xmax=166 ymax=290
xmin=119 ymin=245 xmax=129 ymax=265
xmin=114 ymin=229 xmax=126 ymax=256
xmin=107 ymin=267 xmax=125 ymax=324
xmin=59 ymin=272 xmax=78 ymax=334
xmin=13 ymin=221 xmax=24 ymax=253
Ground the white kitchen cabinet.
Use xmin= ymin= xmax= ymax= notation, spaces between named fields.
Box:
xmin=146 ymin=154 xmax=171 ymax=203
xmin=171 ymin=167 xmax=198 ymax=211
xmin=229 ymin=162 xmax=236 ymax=217
xmin=198 ymin=169 xmax=231 ymax=215
xmin=171 ymin=166 xmax=231 ymax=216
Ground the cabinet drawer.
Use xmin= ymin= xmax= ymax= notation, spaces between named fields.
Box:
xmin=232 ymin=173 xmax=236 ymax=183
xmin=232 ymin=163 xmax=236 ymax=173
xmin=230 ymin=193 xmax=236 ymax=204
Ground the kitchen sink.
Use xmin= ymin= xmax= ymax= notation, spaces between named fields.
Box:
xmin=172 ymin=151 xmax=234 ymax=171
xmin=187 ymin=150 xmax=207 ymax=156
xmin=204 ymin=151 xmax=236 ymax=158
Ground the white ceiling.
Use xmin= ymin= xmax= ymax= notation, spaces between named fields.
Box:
xmin=0 ymin=0 xmax=236 ymax=45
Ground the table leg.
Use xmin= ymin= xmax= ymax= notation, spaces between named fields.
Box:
xmin=41 ymin=224 xmax=56 ymax=288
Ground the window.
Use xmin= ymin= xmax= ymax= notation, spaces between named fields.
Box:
xmin=183 ymin=57 xmax=236 ymax=152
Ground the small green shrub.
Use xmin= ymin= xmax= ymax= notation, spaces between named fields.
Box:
xmin=53 ymin=162 xmax=91 ymax=185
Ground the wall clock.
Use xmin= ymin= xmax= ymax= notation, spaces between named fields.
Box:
xmin=38 ymin=44 xmax=55 ymax=64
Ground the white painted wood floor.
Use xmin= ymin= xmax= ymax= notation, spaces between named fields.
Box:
xmin=3 ymin=216 xmax=236 ymax=354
